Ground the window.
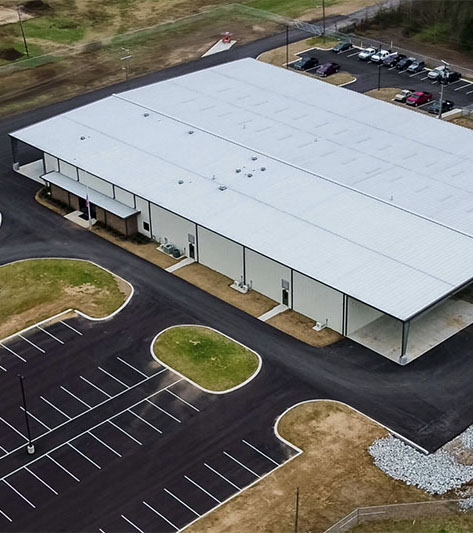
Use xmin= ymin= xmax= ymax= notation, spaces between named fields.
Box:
xmin=143 ymin=221 xmax=150 ymax=231
xmin=281 ymin=279 xmax=290 ymax=290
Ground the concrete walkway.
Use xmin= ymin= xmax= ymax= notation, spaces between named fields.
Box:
xmin=165 ymin=257 xmax=195 ymax=273
xmin=258 ymin=303 xmax=288 ymax=322
xmin=202 ymin=39 xmax=237 ymax=57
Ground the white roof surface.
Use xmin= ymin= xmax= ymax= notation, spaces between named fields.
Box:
xmin=11 ymin=58 xmax=473 ymax=320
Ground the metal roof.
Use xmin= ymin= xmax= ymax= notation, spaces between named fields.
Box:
xmin=11 ymin=58 xmax=473 ymax=321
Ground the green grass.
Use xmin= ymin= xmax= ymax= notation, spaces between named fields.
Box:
xmin=23 ymin=16 xmax=87 ymax=43
xmin=245 ymin=0 xmax=337 ymax=18
xmin=352 ymin=514 xmax=473 ymax=532
xmin=153 ymin=326 xmax=259 ymax=391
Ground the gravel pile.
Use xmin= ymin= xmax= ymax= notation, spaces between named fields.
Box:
xmin=460 ymin=426 xmax=473 ymax=450
xmin=369 ymin=435 xmax=473 ymax=494
xmin=459 ymin=497 xmax=473 ymax=510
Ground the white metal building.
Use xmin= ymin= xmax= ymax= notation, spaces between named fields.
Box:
xmin=10 ymin=58 xmax=473 ymax=364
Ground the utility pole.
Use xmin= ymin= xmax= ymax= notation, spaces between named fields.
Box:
xmin=438 ymin=59 xmax=449 ymax=120
xmin=286 ymin=25 xmax=289 ymax=69
xmin=294 ymin=487 xmax=300 ymax=533
xmin=17 ymin=5 xmax=30 ymax=58
xmin=18 ymin=375 xmax=35 ymax=455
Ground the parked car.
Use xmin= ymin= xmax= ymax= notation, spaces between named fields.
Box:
xmin=427 ymin=99 xmax=455 ymax=114
xmin=332 ymin=41 xmax=352 ymax=53
xmin=440 ymin=70 xmax=462 ymax=84
xmin=315 ymin=62 xmax=341 ymax=77
xmin=292 ymin=56 xmax=319 ymax=71
xmin=383 ymin=53 xmax=406 ymax=67
xmin=407 ymin=60 xmax=425 ymax=73
xmin=396 ymin=56 xmax=416 ymax=70
xmin=427 ymin=65 xmax=447 ymax=80
xmin=358 ymin=47 xmax=377 ymax=61
xmin=371 ymin=49 xmax=392 ymax=63
xmin=393 ymin=89 xmax=414 ymax=102
xmin=406 ymin=91 xmax=433 ymax=106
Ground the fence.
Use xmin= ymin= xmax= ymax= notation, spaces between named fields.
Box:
xmin=324 ymin=499 xmax=468 ymax=533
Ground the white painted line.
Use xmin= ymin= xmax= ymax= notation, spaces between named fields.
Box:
xmin=166 ymin=390 xmax=200 ymax=412
xmin=466 ymin=89 xmax=473 ymax=94
xmin=223 ymin=451 xmax=259 ymax=477
xmin=242 ymin=440 xmax=280 ymax=466
xmin=20 ymin=406 xmax=51 ymax=431
xmin=409 ymin=71 xmax=424 ymax=77
xmin=128 ymin=410 xmax=162 ymax=434
xmin=116 ymin=356 xmax=148 ymax=378
xmin=146 ymin=400 xmax=181 ymax=423
xmin=421 ymin=76 xmax=428 ymax=80
xmin=455 ymin=83 xmax=471 ymax=91
xmin=142 ymin=501 xmax=178 ymax=530
xmin=347 ymin=51 xmax=359 ymax=57
xmin=0 ymin=445 xmax=7 ymax=454
xmin=60 ymin=386 xmax=92 ymax=409
xmin=449 ymin=79 xmax=464 ymax=86
xmin=3 ymin=479 xmax=35 ymax=508
xmin=184 ymin=475 xmax=221 ymax=503
xmin=98 ymin=367 xmax=129 ymax=388
xmin=0 ymin=343 xmax=26 ymax=363
xmin=88 ymin=432 xmax=122 ymax=457
xmin=0 ymin=417 xmax=27 ymax=441
xmin=36 ymin=326 xmax=64 ymax=344
xmin=40 ymin=396 xmax=71 ymax=420
xmin=47 ymin=455 xmax=80 ymax=482
xmin=0 ymin=365 xmax=6 ymax=372
xmin=80 ymin=376 xmax=111 ymax=398
xmin=99 ymin=529 xmax=106 ymax=533
xmin=0 ymin=508 xmax=12 ymax=522
xmin=25 ymin=467 xmax=58 ymax=495
xmin=19 ymin=335 xmax=45 ymax=354
xmin=68 ymin=443 xmax=101 ymax=469
xmin=164 ymin=488 xmax=200 ymax=517
xmin=108 ymin=420 xmax=142 ymax=446
xmin=121 ymin=515 xmax=144 ymax=533
xmin=204 ymin=463 xmax=241 ymax=490
xmin=59 ymin=320 xmax=82 ymax=335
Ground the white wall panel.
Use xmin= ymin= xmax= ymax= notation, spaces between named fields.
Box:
xmin=114 ymin=186 xmax=134 ymax=208
xmin=293 ymin=272 xmax=343 ymax=333
xmin=135 ymin=196 xmax=151 ymax=236
xmin=78 ymin=169 xmax=113 ymax=197
xmin=245 ymin=250 xmax=290 ymax=303
xmin=198 ymin=227 xmax=243 ymax=281
xmin=150 ymin=204 xmax=194 ymax=254
xmin=346 ymin=298 xmax=383 ymax=334
xmin=58 ymin=159 xmax=77 ymax=179
xmin=44 ymin=153 xmax=59 ymax=173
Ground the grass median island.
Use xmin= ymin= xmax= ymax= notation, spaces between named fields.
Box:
xmin=0 ymin=258 xmax=129 ymax=338
xmin=153 ymin=326 xmax=259 ymax=392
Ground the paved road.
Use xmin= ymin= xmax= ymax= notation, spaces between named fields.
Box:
xmin=2 ymin=20 xmax=473 ymax=533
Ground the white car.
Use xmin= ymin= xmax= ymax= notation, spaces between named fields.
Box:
xmin=358 ymin=47 xmax=377 ymax=61
xmin=371 ymin=50 xmax=392 ymax=63
xmin=428 ymin=65 xmax=447 ymax=80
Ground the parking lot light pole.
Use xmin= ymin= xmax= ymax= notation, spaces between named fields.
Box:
xmin=438 ymin=59 xmax=450 ymax=120
xmin=18 ymin=374 xmax=35 ymax=455
xmin=17 ymin=5 xmax=30 ymax=58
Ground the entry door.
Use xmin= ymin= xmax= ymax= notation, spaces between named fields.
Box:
xmin=189 ymin=243 xmax=195 ymax=259
xmin=282 ymin=289 xmax=289 ymax=306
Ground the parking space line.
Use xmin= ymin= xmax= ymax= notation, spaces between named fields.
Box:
xmin=98 ymin=367 xmax=129 ymax=388
xmin=0 ymin=343 xmax=27 ymax=363
xmin=0 ymin=508 xmax=12 ymax=523
xmin=59 ymin=321 xmax=82 ymax=335
xmin=88 ymin=431 xmax=122 ymax=457
xmin=242 ymin=440 xmax=280 ymax=466
xmin=409 ymin=71 xmax=424 ymax=77
xmin=347 ymin=51 xmax=359 ymax=57
xmin=116 ymin=356 xmax=149 ymax=378
xmin=0 ymin=365 xmax=6 ymax=372
xmin=223 ymin=451 xmax=259 ymax=477
xmin=36 ymin=326 xmax=64 ymax=344
xmin=0 ymin=416 xmax=27 ymax=441
xmin=20 ymin=406 xmax=51 ymax=431
xmin=164 ymin=488 xmax=200 ymax=517
xmin=142 ymin=501 xmax=178 ymax=530
xmin=184 ymin=475 xmax=221 ymax=503
xmin=421 ymin=76 xmax=428 ymax=80
xmin=80 ymin=376 xmax=111 ymax=398
xmin=40 ymin=396 xmax=71 ymax=420
xmin=3 ymin=479 xmax=36 ymax=508
xmin=0 ymin=445 xmax=7 ymax=454
xmin=204 ymin=463 xmax=241 ymax=490
xmin=108 ymin=420 xmax=142 ymax=446
xmin=68 ymin=443 xmax=101 ymax=469
xmin=166 ymin=390 xmax=200 ymax=412
xmin=455 ymin=83 xmax=471 ymax=91
xmin=417 ymin=101 xmax=432 ymax=109
xmin=25 ymin=467 xmax=58 ymax=495
xmin=47 ymin=455 xmax=80 ymax=482
xmin=60 ymin=386 xmax=92 ymax=409
xmin=467 ymin=89 xmax=473 ymax=94
xmin=121 ymin=515 xmax=144 ymax=533
xmin=146 ymin=400 xmax=181 ymax=423
xmin=19 ymin=335 xmax=45 ymax=354
xmin=128 ymin=410 xmax=162 ymax=434
xmin=99 ymin=529 xmax=106 ymax=533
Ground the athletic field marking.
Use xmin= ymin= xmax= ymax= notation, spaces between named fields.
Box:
xmin=88 ymin=432 xmax=122 ymax=457
xmin=80 ymin=376 xmax=111 ymax=398
xmin=20 ymin=406 xmax=51 ymax=431
xmin=121 ymin=515 xmax=144 ymax=533
xmin=36 ymin=326 xmax=64 ymax=344
xmin=0 ymin=417 xmax=27 ymax=441
xmin=223 ymin=451 xmax=259 ymax=477
xmin=68 ymin=443 xmax=101 ymax=469
xmin=60 ymin=386 xmax=92 ymax=409
xmin=204 ymin=463 xmax=241 ymax=490
xmin=25 ymin=467 xmax=58 ymax=495
xmin=3 ymin=479 xmax=35 ymax=508
xmin=108 ymin=421 xmax=143 ymax=446
xmin=146 ymin=400 xmax=181 ymax=423
xmin=142 ymin=501 xmax=178 ymax=530
xmin=0 ymin=508 xmax=12 ymax=522
xmin=40 ymin=396 xmax=71 ymax=419
xmin=164 ymin=488 xmax=200 ymax=516
xmin=185 ymin=475 xmax=221 ymax=503
xmin=116 ymin=357 xmax=148 ymax=378
xmin=59 ymin=321 xmax=82 ymax=335
xmin=0 ymin=343 xmax=26 ymax=363
xmin=98 ymin=367 xmax=129 ymax=388
xmin=19 ymin=335 xmax=45 ymax=353
xmin=47 ymin=455 xmax=80 ymax=482
xmin=128 ymin=410 xmax=162 ymax=433
xmin=242 ymin=440 xmax=280 ymax=466
xmin=166 ymin=390 xmax=199 ymax=412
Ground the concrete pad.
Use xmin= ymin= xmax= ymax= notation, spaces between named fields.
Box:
xmin=258 ymin=304 xmax=288 ymax=322
xmin=202 ymin=40 xmax=237 ymax=57
xmin=64 ymin=210 xmax=96 ymax=229
xmin=165 ymin=257 xmax=195 ymax=273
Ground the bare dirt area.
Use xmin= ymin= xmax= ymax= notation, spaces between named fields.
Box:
xmin=187 ymin=401 xmax=432 ymax=533
xmin=448 ymin=116 xmax=473 ymax=130
xmin=297 ymin=0 xmax=383 ymax=23
xmin=0 ymin=6 xmax=34 ymax=25
xmin=267 ymin=309 xmax=342 ymax=347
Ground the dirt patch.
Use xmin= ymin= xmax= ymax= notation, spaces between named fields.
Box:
xmin=0 ymin=47 xmax=24 ymax=60
xmin=187 ymin=401 xmax=432 ymax=533
xmin=0 ymin=6 xmax=34 ymax=25
xmin=267 ymin=309 xmax=342 ymax=347
xmin=23 ymin=0 xmax=50 ymax=14
xmin=449 ymin=116 xmax=473 ymax=130
xmin=174 ymin=263 xmax=276 ymax=317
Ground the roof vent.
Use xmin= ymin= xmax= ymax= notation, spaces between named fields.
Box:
xmin=251 ymin=156 xmax=258 ymax=161
xmin=235 ymin=168 xmax=241 ymax=173
xmin=247 ymin=173 xmax=253 ymax=178
xmin=260 ymin=167 xmax=266 ymax=171
xmin=178 ymin=180 xmax=184 ymax=185
xmin=188 ymin=130 xmax=195 ymax=135
xmin=143 ymin=112 xmax=149 ymax=117
xmin=80 ymin=136 xmax=86 ymax=140
xmin=218 ymin=185 xmax=227 ymax=191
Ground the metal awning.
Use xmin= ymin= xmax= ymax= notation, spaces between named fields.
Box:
xmin=43 ymin=171 xmax=139 ymax=219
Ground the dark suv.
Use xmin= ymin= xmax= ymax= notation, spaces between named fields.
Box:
xmin=292 ymin=56 xmax=319 ymax=71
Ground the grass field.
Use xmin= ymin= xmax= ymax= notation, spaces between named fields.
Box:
xmin=0 ymin=258 xmax=129 ymax=338
xmin=153 ymin=326 xmax=259 ymax=391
